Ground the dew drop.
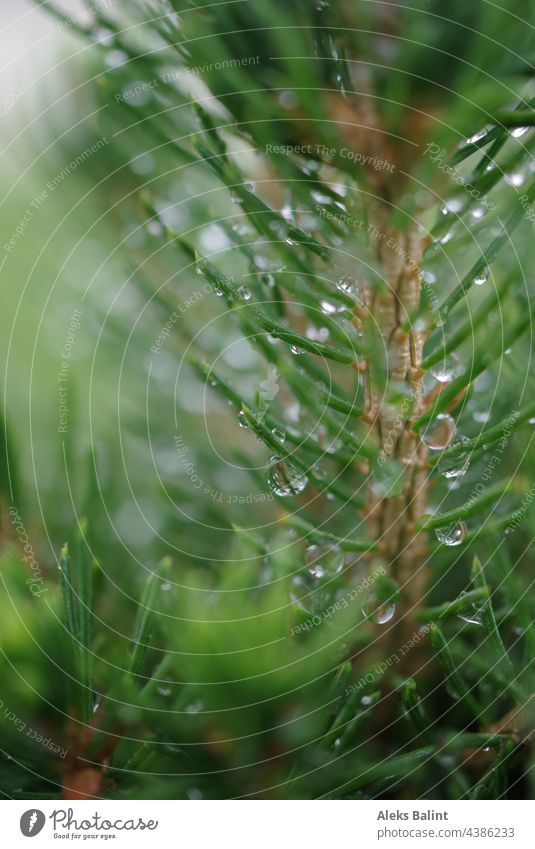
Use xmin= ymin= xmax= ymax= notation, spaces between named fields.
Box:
xmin=457 ymin=592 xmax=483 ymax=626
xmin=336 ymin=276 xmax=358 ymax=299
xmin=430 ymin=354 xmax=460 ymax=384
xmin=474 ymin=267 xmax=489 ymax=286
xmin=185 ymin=699 xmax=203 ymax=714
xmin=237 ymin=286 xmax=252 ymax=302
xmin=507 ymin=172 xmax=526 ymax=187
xmin=362 ymin=578 xmax=398 ymax=625
xmin=271 ymin=427 xmax=286 ymax=443
xmin=465 ymin=128 xmax=487 ymax=145
xmin=290 ymin=344 xmax=305 ymax=355
xmin=305 ymin=544 xmax=345 ymax=580
xmin=238 ymin=410 xmax=249 ymax=429
xmin=421 ymin=413 xmax=456 ymax=450
xmin=435 ymin=520 xmax=467 ymax=546
xmin=438 ymin=435 xmax=470 ymax=478
xmin=261 ymin=273 xmax=276 ymax=288
xmin=363 ymin=600 xmax=396 ymax=624
xmin=267 ymin=456 xmax=308 ymax=496
xmin=321 ymin=300 xmax=338 ymax=315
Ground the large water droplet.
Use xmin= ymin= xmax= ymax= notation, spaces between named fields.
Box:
xmin=362 ymin=595 xmax=396 ymax=624
xmin=438 ymin=435 xmax=470 ymax=478
xmin=321 ymin=300 xmax=338 ymax=315
xmin=421 ymin=413 xmax=456 ymax=450
xmin=267 ymin=456 xmax=308 ymax=496
xmin=362 ymin=574 xmax=399 ymax=625
xmin=290 ymin=344 xmax=305 ymax=355
xmin=336 ymin=276 xmax=359 ymax=299
xmin=305 ymin=544 xmax=345 ymax=580
xmin=474 ymin=267 xmax=489 ymax=286
xmin=430 ymin=354 xmax=460 ymax=384
xmin=457 ymin=592 xmax=483 ymax=626
xmin=237 ymin=286 xmax=252 ymax=302
xmin=435 ymin=520 xmax=467 ymax=546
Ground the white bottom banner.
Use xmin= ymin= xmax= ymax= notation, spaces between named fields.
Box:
xmin=1 ymin=800 xmax=533 ymax=847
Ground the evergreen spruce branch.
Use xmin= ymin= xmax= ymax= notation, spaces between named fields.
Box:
xmin=470 ymin=556 xmax=518 ymax=687
xmin=240 ymin=405 xmax=365 ymax=507
xmin=330 ymin=692 xmax=381 ymax=754
xmin=194 ymin=141 xmax=332 ymax=262
xmin=468 ymin=133 xmax=535 ymax=196
xmin=417 ymin=588 xmax=489 ymax=621
xmin=97 ymin=78 xmax=198 ymax=167
xmin=429 ymin=403 xmax=535 ymax=464
xmin=75 ymin=521 xmax=95 ymax=725
xmin=451 ymin=96 xmax=535 ymax=167
xmin=128 ymin=557 xmax=171 ymax=679
xmin=429 ymin=623 xmax=482 ymax=719
xmin=323 ymin=747 xmax=434 ymax=797
xmin=322 ymin=684 xmax=379 ymax=750
xmin=251 ymin=328 xmax=362 ymax=421
xmin=415 ymin=303 xmax=535 ymax=430
xmin=191 ymin=356 xmax=363 ymax=468
xmin=451 ymin=127 xmax=506 ymax=167
xmin=58 ymin=544 xmax=79 ymax=646
xmin=423 ymin=274 xmax=514 ymax=369
xmin=436 ymin=180 xmax=535 ymax=320
xmin=471 ymin=740 xmax=514 ymax=800
xmin=420 ymin=482 xmax=511 ymax=530
xmin=432 ymin=135 xmax=535 ymax=242
xmin=247 ymin=332 xmax=373 ymax=460
xmin=284 ymin=514 xmax=376 ymax=552
xmin=492 ymin=544 xmax=535 ymax=659
xmin=316 ymin=382 xmax=363 ymax=417
xmin=442 ymin=732 xmax=512 ymax=750
xmin=492 ymin=110 xmax=535 ymax=128
xmin=191 ymin=359 xmax=366 ymax=505
xmin=472 ymin=110 xmax=534 ymax=177
xmin=194 ymin=255 xmax=359 ymax=362
xmin=401 ymin=679 xmax=430 ymax=737
xmin=456 ymin=513 xmax=524 ymax=543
